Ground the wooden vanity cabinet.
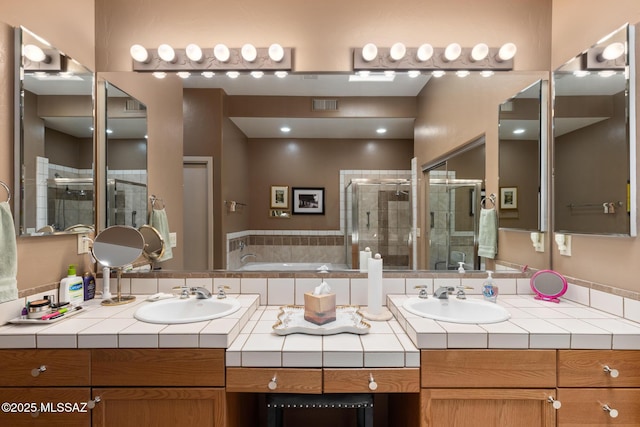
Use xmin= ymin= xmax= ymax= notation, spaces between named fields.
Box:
xmin=420 ymin=350 xmax=558 ymax=427
xmin=0 ymin=349 xmax=91 ymax=427
xmin=91 ymin=349 xmax=226 ymax=427
xmin=557 ymin=350 xmax=640 ymax=426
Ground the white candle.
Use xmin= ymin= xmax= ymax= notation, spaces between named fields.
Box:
xmin=367 ymin=253 xmax=383 ymax=315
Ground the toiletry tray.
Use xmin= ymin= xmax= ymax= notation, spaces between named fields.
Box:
xmin=273 ymin=305 xmax=370 ymax=336
xmin=9 ymin=306 xmax=84 ymax=325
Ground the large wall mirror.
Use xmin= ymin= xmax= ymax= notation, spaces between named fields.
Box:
xmin=498 ymin=79 xmax=548 ymax=232
xmin=553 ymin=23 xmax=636 ymax=236
xmin=104 ymin=82 xmax=148 ymax=229
xmin=14 ymin=26 xmax=94 ymax=236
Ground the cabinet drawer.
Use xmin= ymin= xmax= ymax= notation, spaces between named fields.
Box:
xmin=558 ymin=350 xmax=640 ymax=387
xmin=0 ymin=387 xmax=90 ymax=426
xmin=226 ymin=368 xmax=322 ymax=393
xmin=557 ymin=388 xmax=640 ymax=426
xmin=421 ymin=350 xmax=556 ymax=388
xmin=0 ymin=350 xmax=90 ymax=387
xmin=324 ymin=368 xmax=419 ymax=393
xmin=92 ymin=349 xmax=225 ymax=387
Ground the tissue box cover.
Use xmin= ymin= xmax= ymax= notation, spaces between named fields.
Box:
xmin=304 ymin=292 xmax=336 ymax=325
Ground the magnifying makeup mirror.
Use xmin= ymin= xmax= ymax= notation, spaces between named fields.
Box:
xmin=138 ymin=224 xmax=165 ymax=268
xmin=92 ymin=225 xmax=144 ymax=306
xmin=530 ymin=270 xmax=568 ymax=303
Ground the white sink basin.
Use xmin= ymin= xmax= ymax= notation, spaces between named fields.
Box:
xmin=403 ymin=297 xmax=511 ymax=324
xmin=134 ymin=297 xmax=241 ymax=324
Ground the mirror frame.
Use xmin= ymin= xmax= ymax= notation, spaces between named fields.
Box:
xmin=13 ymin=26 xmax=96 ymax=237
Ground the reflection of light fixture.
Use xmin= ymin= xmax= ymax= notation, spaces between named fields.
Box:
xmin=201 ymin=71 xmax=215 ymax=78
xmin=480 ymin=70 xmax=494 ymax=77
xmin=432 ymin=70 xmax=446 ymax=77
xmin=152 ymin=72 xmax=167 ymax=79
xmin=176 ymin=71 xmax=191 ymax=79
xmin=513 ymin=128 xmax=525 ymax=134
xmin=416 ymin=44 xmax=433 ymax=61
xmin=280 ymin=126 xmax=291 ymax=133
xmin=444 ymin=43 xmax=462 ymax=61
xmin=598 ymin=70 xmax=617 ymax=77
xmin=362 ymin=43 xmax=378 ymax=62
xmin=573 ymin=70 xmax=590 ymax=77
xmin=601 ymin=42 xmax=625 ymax=61
xmin=185 ymin=43 xmax=203 ymax=62
xmin=241 ymin=43 xmax=257 ymax=62
xmin=106 ymin=129 xmax=113 ymax=134
xmin=251 ymin=71 xmax=264 ymax=78
xmin=456 ymin=70 xmax=470 ymax=77
xmin=407 ymin=70 xmax=421 ymax=78
xmin=471 ymin=43 xmax=489 ymax=61
xmin=497 ymin=42 xmax=517 ymax=61
xmin=130 ymin=44 xmax=149 ymax=63
xmin=226 ymin=71 xmax=240 ymax=79
xmin=376 ymin=128 xmax=387 ymax=134
xmin=389 ymin=42 xmax=406 ymax=61
xmin=24 ymin=44 xmax=48 ymax=62
xmin=214 ymin=44 xmax=230 ymax=62
xmin=275 ymin=71 xmax=288 ymax=78
xmin=384 ymin=70 xmax=395 ymax=77
xmin=157 ymin=44 xmax=176 ymax=62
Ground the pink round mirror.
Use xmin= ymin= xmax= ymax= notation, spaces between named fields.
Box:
xmin=530 ymin=270 xmax=567 ymax=303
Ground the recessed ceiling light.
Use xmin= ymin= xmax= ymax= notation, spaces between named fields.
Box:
xmin=376 ymin=128 xmax=387 ymax=134
xmin=280 ymin=126 xmax=291 ymax=133
xmin=513 ymin=129 xmax=525 ymax=134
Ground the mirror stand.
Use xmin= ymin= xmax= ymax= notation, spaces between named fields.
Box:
xmin=101 ymin=268 xmax=136 ymax=306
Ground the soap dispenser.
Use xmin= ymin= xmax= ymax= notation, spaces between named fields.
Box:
xmin=482 ymin=270 xmax=498 ymax=303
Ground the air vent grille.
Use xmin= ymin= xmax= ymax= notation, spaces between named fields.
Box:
xmin=312 ymin=99 xmax=338 ymax=111
xmin=125 ymin=99 xmax=147 ymax=112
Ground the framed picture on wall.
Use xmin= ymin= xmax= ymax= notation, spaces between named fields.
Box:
xmin=292 ymin=187 xmax=325 ymax=214
xmin=500 ymin=186 xmax=518 ymax=209
xmin=270 ymin=185 xmax=289 ymax=209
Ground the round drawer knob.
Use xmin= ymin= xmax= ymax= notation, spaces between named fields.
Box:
xmin=87 ymin=396 xmax=101 ymax=409
xmin=31 ymin=365 xmax=46 ymax=377
xmin=368 ymin=374 xmax=378 ymax=391
xmin=603 ymin=404 xmax=619 ymax=418
xmin=547 ymin=396 xmax=562 ymax=410
xmin=603 ymin=365 xmax=619 ymax=378
xmin=268 ymin=376 xmax=278 ymax=390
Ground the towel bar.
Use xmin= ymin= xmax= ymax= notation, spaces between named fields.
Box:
xmin=0 ymin=181 xmax=10 ymax=203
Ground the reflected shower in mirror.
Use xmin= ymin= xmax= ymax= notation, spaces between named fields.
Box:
xmin=553 ymin=23 xmax=635 ymax=235
xmin=498 ymin=79 xmax=547 ymax=231
xmin=16 ymin=27 xmax=94 ymax=236
xmin=104 ymin=82 xmax=148 ymax=228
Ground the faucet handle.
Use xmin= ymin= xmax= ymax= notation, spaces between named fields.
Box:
xmin=217 ymin=285 xmax=230 ymax=299
xmin=172 ymin=285 xmax=190 ymax=299
xmin=414 ymin=285 xmax=429 ymax=299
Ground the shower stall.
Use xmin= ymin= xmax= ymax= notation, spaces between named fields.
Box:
xmin=428 ymin=178 xmax=483 ymax=270
xmin=345 ymin=178 xmax=413 ymax=270
xmin=47 ymin=177 xmax=94 ymax=231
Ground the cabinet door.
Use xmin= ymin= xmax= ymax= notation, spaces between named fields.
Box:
xmin=0 ymin=387 xmax=90 ymax=427
xmin=557 ymin=388 xmax=640 ymax=426
xmin=421 ymin=389 xmax=557 ymax=427
xmin=92 ymin=388 xmax=225 ymax=427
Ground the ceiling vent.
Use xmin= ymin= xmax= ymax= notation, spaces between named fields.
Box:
xmin=312 ymin=99 xmax=338 ymax=111
xmin=125 ymin=99 xmax=147 ymax=112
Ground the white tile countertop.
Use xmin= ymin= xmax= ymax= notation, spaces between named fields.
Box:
xmin=0 ymin=294 xmax=260 ymax=349
xmin=388 ymin=294 xmax=640 ymax=350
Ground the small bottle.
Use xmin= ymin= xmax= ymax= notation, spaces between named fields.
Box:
xmin=83 ymin=271 xmax=96 ymax=301
xmin=457 ymin=262 xmax=465 ymax=273
xmin=482 ymin=270 xmax=498 ymax=303
xmin=59 ymin=264 xmax=84 ymax=306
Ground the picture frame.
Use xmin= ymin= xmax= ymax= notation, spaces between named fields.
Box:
xmin=292 ymin=187 xmax=325 ymax=215
xmin=270 ymin=185 xmax=289 ymax=209
xmin=500 ymin=186 xmax=518 ymax=209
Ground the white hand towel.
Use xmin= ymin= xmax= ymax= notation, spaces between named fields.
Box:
xmin=478 ymin=207 xmax=498 ymax=259
xmin=0 ymin=201 xmax=18 ymax=303
xmin=149 ymin=208 xmax=173 ymax=262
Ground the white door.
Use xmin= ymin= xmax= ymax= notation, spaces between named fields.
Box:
xmin=183 ymin=157 xmax=213 ymax=270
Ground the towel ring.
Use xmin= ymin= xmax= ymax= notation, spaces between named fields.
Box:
xmin=481 ymin=193 xmax=496 ymax=209
xmin=0 ymin=180 xmax=10 ymax=203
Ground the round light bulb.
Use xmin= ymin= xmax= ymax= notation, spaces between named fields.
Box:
xmin=362 ymin=43 xmax=378 ymax=62
xmin=129 ymin=44 xmax=149 ymax=63
xmin=601 ymin=42 xmax=625 ymax=61
xmin=389 ymin=42 xmax=406 ymax=61
xmin=24 ymin=44 xmax=47 ymax=62
xmin=157 ymin=44 xmax=176 ymax=62
xmin=498 ymin=42 xmax=517 ymax=61
xmin=471 ymin=43 xmax=489 ymax=61
xmin=444 ymin=43 xmax=462 ymax=61
xmin=214 ymin=44 xmax=230 ymax=62
xmin=416 ymin=44 xmax=433 ymax=62
xmin=241 ymin=44 xmax=257 ymax=62
xmin=268 ymin=43 xmax=285 ymax=62
xmin=185 ymin=43 xmax=203 ymax=62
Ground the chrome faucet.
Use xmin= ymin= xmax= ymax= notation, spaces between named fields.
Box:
xmin=434 ymin=286 xmax=455 ymax=299
xmin=414 ymin=285 xmax=429 ymax=299
xmin=192 ymin=287 xmax=212 ymax=299
xmin=240 ymin=253 xmax=256 ymax=264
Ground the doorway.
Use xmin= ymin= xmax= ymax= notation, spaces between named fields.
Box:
xmin=183 ymin=157 xmax=213 ymax=270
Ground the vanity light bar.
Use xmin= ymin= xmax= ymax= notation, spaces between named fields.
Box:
xmin=353 ymin=44 xmax=515 ymax=71
xmin=131 ymin=45 xmax=293 ymax=72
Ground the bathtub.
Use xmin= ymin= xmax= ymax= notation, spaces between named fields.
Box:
xmin=237 ymin=262 xmax=348 ymax=271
